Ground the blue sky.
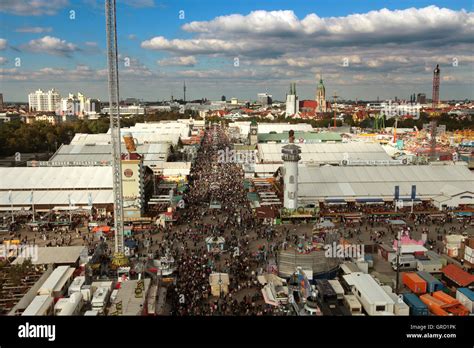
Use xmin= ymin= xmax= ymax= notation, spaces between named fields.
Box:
xmin=0 ymin=0 xmax=473 ymax=102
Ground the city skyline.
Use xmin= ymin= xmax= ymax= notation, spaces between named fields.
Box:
xmin=0 ymin=0 xmax=473 ymax=101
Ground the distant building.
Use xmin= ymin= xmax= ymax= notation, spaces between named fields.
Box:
xmin=315 ymin=74 xmax=327 ymax=112
xmin=285 ymin=83 xmax=299 ymax=117
xmin=0 ymin=93 xmax=3 ymax=111
xmin=417 ymin=93 xmax=427 ymax=104
xmin=102 ymin=105 xmax=145 ymax=115
xmin=230 ymin=98 xmax=239 ymax=105
xmin=0 ymin=112 xmax=20 ymax=123
xmin=28 ymin=89 xmax=61 ymax=112
xmin=221 ymin=96 xmax=226 ymax=102
xmin=257 ymin=93 xmax=272 ymax=106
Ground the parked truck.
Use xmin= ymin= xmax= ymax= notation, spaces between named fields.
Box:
xmin=91 ymin=286 xmax=110 ymax=314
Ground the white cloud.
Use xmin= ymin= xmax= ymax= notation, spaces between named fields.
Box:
xmin=157 ymin=56 xmax=197 ymax=67
xmin=0 ymin=0 xmax=69 ymax=16
xmin=16 ymin=27 xmax=53 ymax=33
xmin=23 ymin=36 xmax=78 ymax=56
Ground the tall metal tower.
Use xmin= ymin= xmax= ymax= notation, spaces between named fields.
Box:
xmin=332 ymin=91 xmax=338 ymax=128
xmin=432 ymin=64 xmax=440 ymax=108
xmin=105 ymin=0 xmax=125 ymax=256
xmin=183 ymin=81 xmax=186 ymax=102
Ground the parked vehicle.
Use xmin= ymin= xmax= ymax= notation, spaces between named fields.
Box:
xmin=54 ymin=292 xmax=83 ymax=316
xmin=315 ymin=279 xmax=338 ymax=309
xmin=417 ymin=259 xmax=443 ymax=273
xmin=343 ymin=294 xmax=363 ymax=315
xmin=343 ymin=273 xmax=395 ymax=316
xmin=327 ymin=279 xmax=345 ymax=301
xmin=91 ymin=287 xmax=110 ymax=314
xmin=68 ymin=276 xmax=85 ymax=296
xmin=38 ymin=266 xmax=75 ymax=298
xmin=22 ymin=295 xmax=54 ymax=316
xmin=402 ymin=272 xmax=427 ymax=294
xmin=392 ymin=256 xmax=417 ymax=271
xmin=402 ymin=293 xmax=429 ymax=316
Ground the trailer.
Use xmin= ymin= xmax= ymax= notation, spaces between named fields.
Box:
xmin=381 ymin=286 xmax=409 ymax=316
xmin=327 ymin=279 xmax=345 ymax=301
xmin=38 ymin=266 xmax=75 ymax=298
xmin=91 ymin=287 xmax=110 ymax=314
xmin=68 ymin=276 xmax=85 ymax=296
xmin=54 ymin=292 xmax=83 ymax=316
xmin=416 ymin=271 xmax=445 ymax=293
xmin=315 ymin=279 xmax=338 ymax=309
xmin=343 ymin=294 xmax=363 ymax=315
xmin=402 ymin=272 xmax=427 ymax=294
xmin=22 ymin=295 xmax=54 ymax=316
xmin=402 ymin=293 xmax=429 ymax=316
xmin=342 ymin=273 xmax=395 ymax=316
xmin=456 ymin=288 xmax=474 ymax=313
xmin=417 ymin=259 xmax=443 ymax=273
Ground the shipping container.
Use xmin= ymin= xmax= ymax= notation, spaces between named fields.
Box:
xmin=416 ymin=271 xmax=445 ymax=293
xmin=456 ymin=288 xmax=474 ymax=313
xmin=402 ymin=293 xmax=429 ymax=316
xmin=419 ymin=294 xmax=451 ymax=316
xmin=432 ymin=291 xmax=469 ymax=316
xmin=402 ymin=272 xmax=427 ymax=294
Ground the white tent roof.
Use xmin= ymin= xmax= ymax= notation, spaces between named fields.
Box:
xmin=297 ymin=164 xmax=474 ymax=201
xmin=258 ymin=142 xmax=391 ymax=163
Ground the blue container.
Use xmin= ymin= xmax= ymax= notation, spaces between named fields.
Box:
xmin=417 ymin=271 xmax=445 ymax=293
xmin=403 ymin=293 xmax=429 ymax=316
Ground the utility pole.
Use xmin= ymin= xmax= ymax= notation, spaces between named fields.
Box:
xmin=333 ymin=92 xmax=338 ymax=129
xmin=105 ymin=0 xmax=125 ymax=259
xmin=395 ymin=230 xmax=402 ymax=294
xmin=183 ymin=81 xmax=186 ymax=103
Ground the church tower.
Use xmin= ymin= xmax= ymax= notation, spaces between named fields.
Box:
xmin=315 ymin=74 xmax=327 ymax=112
xmin=285 ymin=82 xmax=299 ymax=117
xmin=249 ymin=119 xmax=258 ymax=145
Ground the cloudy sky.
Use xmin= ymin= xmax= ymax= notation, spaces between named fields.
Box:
xmin=0 ymin=0 xmax=473 ymax=102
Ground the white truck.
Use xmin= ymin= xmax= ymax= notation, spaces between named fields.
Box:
xmin=54 ymin=292 xmax=84 ymax=316
xmin=68 ymin=276 xmax=85 ymax=296
xmin=91 ymin=287 xmax=110 ymax=314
